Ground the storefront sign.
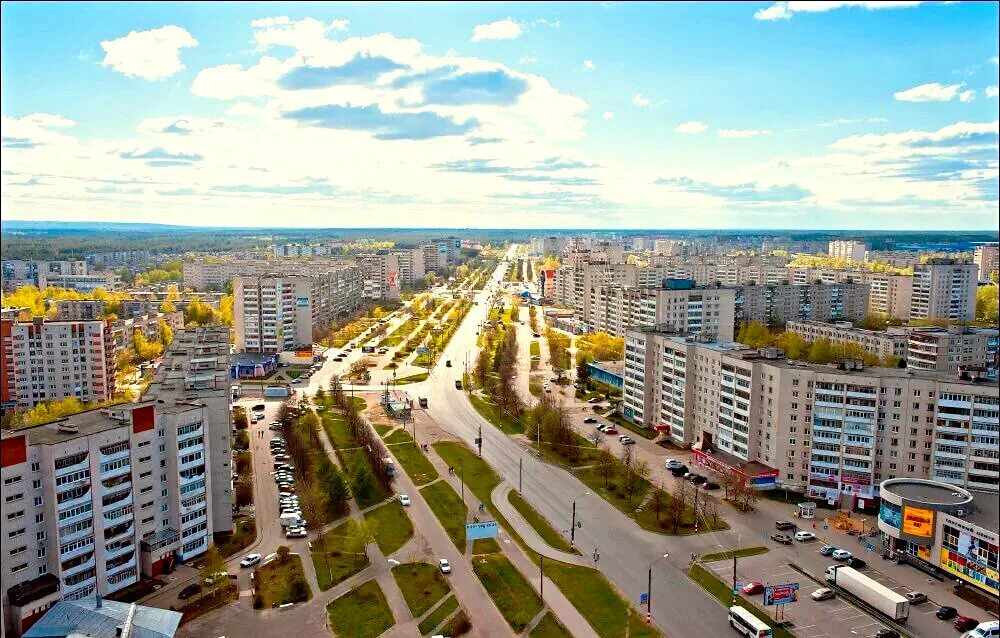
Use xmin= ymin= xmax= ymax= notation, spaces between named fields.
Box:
xmin=901 ymin=506 xmax=934 ymax=538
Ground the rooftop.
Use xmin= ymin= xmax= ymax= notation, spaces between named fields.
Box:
xmin=880 ymin=478 xmax=973 ymax=507
xmin=966 ymin=490 xmax=1000 ymax=531
xmin=2 ymin=403 xmax=154 ymax=447
xmin=22 ymin=596 xmax=181 ymax=638
xmin=588 ymin=360 xmax=625 ymax=375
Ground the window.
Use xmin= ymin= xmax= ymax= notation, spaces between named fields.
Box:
xmin=31 ymin=479 xmax=41 ymax=489
xmin=35 ymin=513 xmax=43 ymax=524
xmin=36 ymin=530 xmax=45 ymax=541
xmin=4 ymin=492 xmax=24 ymax=504
xmin=6 ymin=510 xmax=24 ymax=521
xmin=4 ymin=474 xmax=22 ymax=486
xmin=30 ymin=462 xmax=40 ymax=472
xmin=8 ymin=528 xmax=26 ymax=539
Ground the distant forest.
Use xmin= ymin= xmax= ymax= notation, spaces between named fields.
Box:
xmin=1 ymin=220 xmax=996 ymax=260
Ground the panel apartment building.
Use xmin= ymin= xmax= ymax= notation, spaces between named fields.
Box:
xmin=736 ymin=281 xmax=868 ymax=327
xmin=2 ymin=261 xmax=90 ymax=292
xmin=0 ymin=327 xmax=232 ymax=637
xmin=234 ymin=268 xmax=362 ymax=353
xmin=182 ymin=257 xmax=354 ymax=291
xmin=624 ymin=328 xmax=998 ymax=504
xmin=910 ymin=259 xmax=977 ymax=322
xmin=587 ymin=281 xmax=736 ymax=341
xmin=828 ymin=240 xmax=869 ymax=263
xmin=0 ymin=317 xmax=116 ymax=411
xmin=974 ymin=243 xmax=999 ymax=282
xmin=358 ymin=252 xmax=401 ymax=300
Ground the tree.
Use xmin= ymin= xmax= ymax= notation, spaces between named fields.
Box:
xmin=133 ymin=330 xmax=163 ymax=361
xmin=806 ymin=338 xmax=833 ymax=364
xmin=200 ymin=544 xmax=225 ymax=585
xmin=773 ymin=331 xmax=807 ymax=359
xmin=650 ymin=484 xmax=666 ymax=523
xmin=158 ymin=319 xmax=174 ymax=347
xmin=736 ymin=321 xmax=772 ymax=349
xmin=235 ymin=481 xmax=253 ymax=508
xmin=976 ymin=285 xmax=999 ymax=324
xmin=346 ymin=519 xmax=376 ymax=557
xmin=159 ymin=301 xmax=177 ymax=313
xmin=576 ymin=354 xmax=592 ymax=387
xmin=351 ymin=464 xmax=375 ymax=503
xmin=597 ymin=444 xmax=616 ymax=488
xmin=297 ymin=480 xmax=324 ymax=539
xmin=276 ymin=545 xmax=291 ymax=564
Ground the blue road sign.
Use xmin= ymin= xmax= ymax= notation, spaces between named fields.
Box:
xmin=823 ymin=524 xmax=829 ymax=531
xmin=465 ymin=521 xmax=498 ymax=541
xmin=639 ymin=592 xmax=649 ymax=604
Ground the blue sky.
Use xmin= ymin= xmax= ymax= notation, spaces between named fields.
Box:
xmin=2 ymin=1 xmax=998 ymax=229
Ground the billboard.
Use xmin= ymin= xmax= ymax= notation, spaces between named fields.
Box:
xmin=296 ymin=296 xmax=309 ymax=307
xmin=763 ymin=583 xmax=799 ymax=606
xmin=901 ymin=506 xmax=934 ymax=538
xmin=466 ymin=521 xmax=498 ymax=541
xmin=879 ymin=501 xmax=902 ymax=529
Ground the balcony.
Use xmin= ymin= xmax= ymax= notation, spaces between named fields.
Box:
xmin=104 ymin=506 xmax=133 ymax=525
xmin=100 ymin=462 xmax=131 ymax=481
xmin=106 ymin=555 xmax=137 ymax=577
xmin=180 ymin=496 xmax=206 ymax=515
xmin=62 ymin=578 xmax=97 ymax=601
xmin=102 ymin=490 xmax=132 ymax=512
xmin=58 ymin=507 xmax=94 ymax=528
xmin=177 ymin=534 xmax=208 ymax=561
xmin=60 ymin=539 xmax=95 ymax=562
xmin=106 ymin=568 xmax=139 ymax=593
xmin=99 ymin=445 xmax=130 ymax=464
xmin=181 ymin=512 xmax=207 ymax=530
xmin=56 ymin=475 xmax=91 ymax=494
xmin=939 ymin=398 xmax=972 ymax=409
xmin=101 ymin=478 xmax=131 ymax=498
xmin=179 ymin=454 xmax=205 ymax=473
xmin=104 ymin=523 xmax=134 ymax=543
xmin=810 ymin=459 xmax=840 ymax=469
xmin=54 ymin=454 xmax=90 ymax=477
xmin=61 ymin=554 xmax=96 ymax=579
xmin=57 ymin=489 xmax=93 ymax=512
xmin=179 ymin=467 xmax=205 ymax=485
xmin=105 ymin=539 xmax=135 ymax=559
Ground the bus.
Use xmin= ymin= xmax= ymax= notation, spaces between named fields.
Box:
xmin=728 ymin=606 xmax=772 ymax=638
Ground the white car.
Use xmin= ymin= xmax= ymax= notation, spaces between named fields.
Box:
xmin=438 ymin=558 xmax=451 ymax=574
xmin=832 ymin=549 xmax=852 ymax=561
xmin=795 ymin=531 xmax=817 ymax=542
xmin=665 ymin=459 xmax=684 ymax=470
xmin=285 ymin=527 xmax=307 ymax=539
xmin=398 ymin=494 xmax=411 ymax=506
xmin=239 ymin=553 xmax=262 ymax=568
xmin=811 ymin=588 xmax=835 ymax=601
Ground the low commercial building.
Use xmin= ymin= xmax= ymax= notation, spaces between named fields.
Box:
xmin=878 ymin=479 xmax=997 ymax=598
xmin=586 ymin=360 xmax=624 ymax=391
xmin=19 ymin=595 xmax=181 ymax=638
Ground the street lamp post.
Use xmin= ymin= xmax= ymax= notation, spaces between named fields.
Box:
xmin=570 ymin=490 xmax=589 ymax=546
xmin=718 ymin=533 xmax=742 ymax=605
xmin=647 ymin=553 xmax=669 ymax=623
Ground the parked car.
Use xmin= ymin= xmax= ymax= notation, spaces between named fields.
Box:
xmin=438 ymin=558 xmax=451 ymax=574
xmin=775 ymin=520 xmax=796 ymax=531
xmin=936 ymin=606 xmax=958 ymax=620
xmin=956 ymin=618 xmax=982 ymax=632
xmin=285 ymin=527 xmax=307 ymax=539
xmin=741 ymin=581 xmax=764 ymax=595
xmin=691 ymin=474 xmax=707 ymax=484
xmin=670 ymin=465 xmax=689 ymax=477
xmin=178 ymin=583 xmax=202 ymax=599
xmin=621 ymin=437 xmax=636 ymax=445
xmin=665 ymin=459 xmax=684 ymax=470
xmin=587 ymin=397 xmax=601 ymax=404
xmin=832 ymin=549 xmax=852 ymax=561
xmin=811 ymin=588 xmax=835 ymax=601
xmin=532 ymin=333 xmax=541 ymax=338
xmin=398 ymin=494 xmax=411 ymax=506
xmin=203 ymin=571 xmax=229 ymax=586
xmin=846 ymin=557 xmax=868 ymax=569
xmin=819 ymin=545 xmax=837 ymax=556
xmin=603 ymin=427 xmax=619 ymax=435
xmin=584 ymin=417 xmax=598 ymax=424
xmin=240 ymin=553 xmax=262 ymax=568
xmin=795 ymin=531 xmax=817 ymax=542
xmin=703 ymin=482 xmax=720 ymax=490
xmin=771 ymin=533 xmax=793 ymax=545
xmin=905 ymin=591 xmax=928 ymax=604
xmin=875 ymin=630 xmax=900 ymax=638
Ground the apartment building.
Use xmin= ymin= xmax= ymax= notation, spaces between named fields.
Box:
xmin=974 ymin=243 xmax=999 ymax=282
xmin=865 ymin=273 xmax=913 ymax=321
xmin=588 ymin=282 xmax=736 ymax=340
xmin=828 ymin=240 xmax=869 ymax=262
xmin=358 ymin=252 xmax=401 ymax=300
xmin=85 ymin=250 xmax=151 ymax=268
xmin=111 ymin=312 xmax=184 ymax=354
xmin=529 ymin=236 xmax=568 ymax=256
xmin=551 ymin=262 xmax=638 ymax=317
xmin=36 ymin=272 xmax=120 ymax=294
xmin=51 ymin=300 xmax=106 ymax=322
xmin=392 ymin=248 xmax=426 ymax=286
xmin=234 ymin=268 xmax=362 ymax=352
xmin=0 ymin=318 xmax=116 ymax=410
xmin=653 ymin=239 xmax=687 ymax=256
xmin=907 ymin=326 xmax=999 ymax=378
xmin=910 ymin=259 xmax=977 ymax=321
xmin=182 ymin=257 xmax=353 ymax=291
xmin=271 ymin=243 xmax=337 ymax=258
xmin=786 ymin=320 xmax=909 ymax=361
xmin=0 ymin=327 xmax=232 ymax=636
xmin=736 ymin=282 xmax=868 ymax=327
xmin=622 ymin=327 xmax=998 ymax=503
xmin=421 ymin=238 xmax=461 ymax=274
xmin=2 ymin=261 xmax=90 ymax=292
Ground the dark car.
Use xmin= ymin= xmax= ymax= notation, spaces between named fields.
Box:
xmin=771 ymin=533 xmax=793 ymax=545
xmin=775 ymin=521 xmax=796 ymax=531
xmin=583 ymin=417 xmax=598 ymax=424
xmin=936 ymin=606 xmax=958 ymax=620
xmin=691 ymin=475 xmax=707 ymax=485
xmin=875 ymin=630 xmax=900 ymax=638
xmin=703 ymin=482 xmax=720 ymax=490
xmin=178 ymin=583 xmax=202 ymax=600
xmin=954 ymin=617 xmax=979 ymax=632
xmin=670 ymin=465 xmax=689 ymax=477
xmin=846 ymin=557 xmax=868 ymax=569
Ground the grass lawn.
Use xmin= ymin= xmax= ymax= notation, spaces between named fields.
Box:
xmin=699 ymin=546 xmax=769 ymax=562
xmin=536 ymin=432 xmax=602 ymax=468
xmin=388 ymin=436 xmax=439 ymax=486
xmin=529 ymin=377 xmax=543 ymax=397
xmin=472 ymin=554 xmax=543 ymax=633
xmin=374 ymin=422 xmax=392 ymax=437
xmin=507 ymin=491 xmax=575 ymax=554
xmin=529 ymin=341 xmax=540 ymax=357
xmin=253 ymin=553 xmax=311 ymax=608
xmin=284 ymin=367 xmax=306 ymax=379
xmin=472 ymin=537 xmax=501 ymax=554
xmin=394 ymin=372 xmax=429 ymax=385
xmin=632 ymin=488 xmax=730 ymax=535
xmin=310 ymin=521 xmax=370 ymax=591
xmin=420 ymin=481 xmax=467 ymax=549
xmin=215 ymin=517 xmax=256 ymax=558
xmin=469 ymin=394 xmax=526 ymax=434
xmin=543 ymin=559 xmax=660 ymax=638
xmin=391 ymin=562 xmax=452 ymax=618
xmin=365 ymin=500 xmax=413 ymax=556
xmin=432 ymin=442 xmax=503 ymax=506
xmin=689 ymin=563 xmax=794 ymax=638
xmin=440 ymin=610 xmax=472 ymax=637
xmin=338 ymin=447 xmax=393 ymax=508
xmin=325 ymin=580 xmax=395 ymax=638
xmin=384 ymin=428 xmax=412 ymax=444
xmin=417 ymin=595 xmax=459 ymax=635
xmin=529 ymin=612 xmax=573 ymax=638
xmin=321 ymin=412 xmax=358 ymax=448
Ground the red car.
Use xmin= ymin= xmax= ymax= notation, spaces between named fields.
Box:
xmin=603 ymin=428 xmax=619 ymax=435
xmin=741 ymin=581 xmax=764 ymax=595
xmin=954 ymin=617 xmax=980 ymax=632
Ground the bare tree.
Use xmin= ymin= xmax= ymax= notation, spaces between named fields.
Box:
xmin=703 ymin=495 xmax=721 ymax=528
xmin=597 ymin=444 xmax=616 ymax=488
xmin=668 ymin=480 xmax=686 ymax=533
xmin=650 ymin=483 xmax=666 ymax=523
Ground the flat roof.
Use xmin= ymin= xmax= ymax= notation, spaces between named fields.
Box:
xmin=881 ymin=479 xmax=973 ymax=506
xmin=966 ymin=490 xmax=999 ymax=530
xmin=3 ymin=403 xmax=154 ymax=446
xmin=589 ymin=360 xmax=625 ymax=376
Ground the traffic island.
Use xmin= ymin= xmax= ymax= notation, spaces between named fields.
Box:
xmin=325 ymin=579 xmax=395 ymax=638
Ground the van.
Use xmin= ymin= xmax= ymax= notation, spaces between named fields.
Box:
xmin=964 ymin=621 xmax=1000 ymax=638
xmin=279 ymin=513 xmax=304 ymax=527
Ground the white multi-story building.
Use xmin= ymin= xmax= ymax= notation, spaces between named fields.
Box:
xmin=392 ymin=248 xmax=426 ymax=286
xmin=736 ymin=282 xmax=869 ymax=327
xmin=907 ymin=326 xmax=999 ymax=378
xmin=85 ymin=251 xmax=151 ymax=268
xmin=234 ymin=268 xmax=362 ymax=352
xmin=182 ymin=257 xmax=353 ymax=291
xmin=421 ymin=238 xmax=461 ymax=274
xmin=36 ymin=272 xmax=119 ymax=294
xmin=974 ymin=243 xmax=999 ymax=282
xmin=358 ymin=253 xmax=401 ymax=300
xmin=786 ymin=320 xmax=909 ymax=361
xmin=2 ymin=261 xmax=91 ymax=292
xmin=588 ymin=283 xmax=736 ymax=340
xmin=0 ymin=327 xmax=231 ymax=636
xmin=623 ymin=327 xmax=998 ymax=503
xmin=0 ymin=318 xmax=116 ymax=410
xmin=271 ymin=243 xmax=337 ymax=258
xmin=864 ymin=273 xmax=913 ymax=321
xmin=910 ymin=259 xmax=977 ymax=321
xmin=828 ymin=240 xmax=869 ymax=263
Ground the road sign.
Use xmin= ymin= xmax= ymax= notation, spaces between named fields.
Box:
xmin=639 ymin=592 xmax=649 ymax=604
xmin=763 ymin=583 xmax=799 ymax=606
xmin=866 ymin=543 xmax=875 ymax=552
xmin=823 ymin=524 xmax=829 ymax=531
xmin=465 ymin=521 xmax=498 ymax=541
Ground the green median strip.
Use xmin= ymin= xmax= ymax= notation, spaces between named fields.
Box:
xmin=391 ymin=562 xmax=452 ymax=619
xmin=419 ymin=480 xmax=467 ymax=549
xmin=472 ymin=554 xmax=543 ymax=633
xmin=310 ymin=520 xmax=370 ymax=592
xmin=529 ymin=612 xmax=573 ymax=638
xmin=506 ymin=490 xmax=576 ymax=554
xmin=325 ymin=579 xmax=395 ymax=638
xmin=698 ymin=546 xmax=769 ymax=562
xmin=688 ymin=563 xmax=794 ymax=638
xmin=386 ymin=429 xmax=439 ymax=485
xmin=469 ymin=394 xmax=526 ymax=434
xmin=417 ymin=595 xmax=459 ymax=635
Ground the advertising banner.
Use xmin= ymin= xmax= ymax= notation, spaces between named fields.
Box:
xmin=901 ymin=506 xmax=934 ymax=538
xmin=763 ymin=583 xmax=799 ymax=606
xmin=879 ymin=501 xmax=902 ymax=529
xmin=465 ymin=521 xmax=499 ymax=541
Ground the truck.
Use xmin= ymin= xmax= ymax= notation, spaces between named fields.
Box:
xmin=825 ymin=565 xmax=909 ymax=622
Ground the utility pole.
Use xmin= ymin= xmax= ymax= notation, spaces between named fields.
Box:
xmin=571 ymin=500 xmax=577 ymax=546
xmin=477 ymin=424 xmax=482 ymax=457
xmin=519 ymin=458 xmax=522 ymax=494
xmin=647 ymin=564 xmax=652 ymax=623
xmin=460 ymin=464 xmax=465 ymax=502
xmin=539 ymin=555 xmax=544 ymax=602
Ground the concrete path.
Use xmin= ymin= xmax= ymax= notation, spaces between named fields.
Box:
xmin=490 ymin=483 xmax=589 ymax=567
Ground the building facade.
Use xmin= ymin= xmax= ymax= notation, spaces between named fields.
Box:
xmin=358 ymin=252 xmax=401 ymax=300
xmin=910 ymin=259 xmax=977 ymax=321
xmin=587 ymin=283 xmax=736 ymax=341
xmin=786 ymin=320 xmax=909 ymax=361
xmin=906 ymin=327 xmax=999 ymax=379
xmin=736 ymin=282 xmax=869 ymax=327
xmin=973 ymin=244 xmax=999 ymax=282
xmin=828 ymin=240 xmax=869 ymax=263
xmin=35 ymin=272 xmax=119 ymax=294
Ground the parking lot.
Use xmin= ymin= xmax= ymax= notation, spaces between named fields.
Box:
xmin=705 ymin=552 xmax=897 ymax=638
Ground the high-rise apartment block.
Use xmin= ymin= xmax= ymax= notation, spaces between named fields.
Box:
xmin=358 ymin=252 xmax=401 ymax=300
xmin=910 ymin=259 xmax=977 ymax=321
xmin=736 ymin=282 xmax=868 ymax=327
xmin=828 ymin=240 xmax=869 ymax=262
xmin=85 ymin=251 xmax=151 ymax=268
xmin=0 ymin=318 xmax=116 ymax=411
xmin=0 ymin=327 xmax=231 ymax=636
xmin=392 ymin=248 xmax=426 ymax=286
xmin=624 ymin=327 xmax=999 ymax=504
xmin=974 ymin=243 xmax=999 ymax=282
xmin=785 ymin=320 xmax=909 ymax=361
xmin=51 ymin=300 xmax=107 ymax=322
xmin=587 ymin=282 xmax=736 ymax=340
xmin=864 ymin=273 xmax=913 ymax=321
xmin=233 ymin=268 xmax=362 ymax=352
xmin=2 ymin=261 xmax=90 ymax=292
xmin=182 ymin=257 xmax=353 ymax=291
xmin=907 ymin=326 xmax=999 ymax=378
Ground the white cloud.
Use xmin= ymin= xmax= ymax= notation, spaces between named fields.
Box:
xmin=631 ymin=93 xmax=650 ymax=107
xmin=754 ymin=1 xmax=929 ymax=21
xmin=829 ymin=120 xmax=998 ymax=152
xmin=471 ymin=19 xmax=522 ymax=42
xmin=818 ymin=117 xmax=888 ymax=127
xmin=675 ymin=121 xmax=709 ymax=134
xmin=986 ymin=86 xmax=999 ymax=98
xmin=602 ymin=111 xmax=615 ymax=120
xmin=718 ymin=128 xmax=773 ymax=138
xmin=100 ymin=25 xmax=198 ymax=80
xmin=583 ymin=59 xmax=595 ymax=70
xmin=893 ymin=82 xmax=968 ymax=102
xmin=958 ymin=89 xmax=976 ymax=103
xmin=251 ymin=17 xmax=349 ymax=52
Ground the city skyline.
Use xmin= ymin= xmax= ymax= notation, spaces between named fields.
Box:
xmin=2 ymin=1 xmax=999 ymax=230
